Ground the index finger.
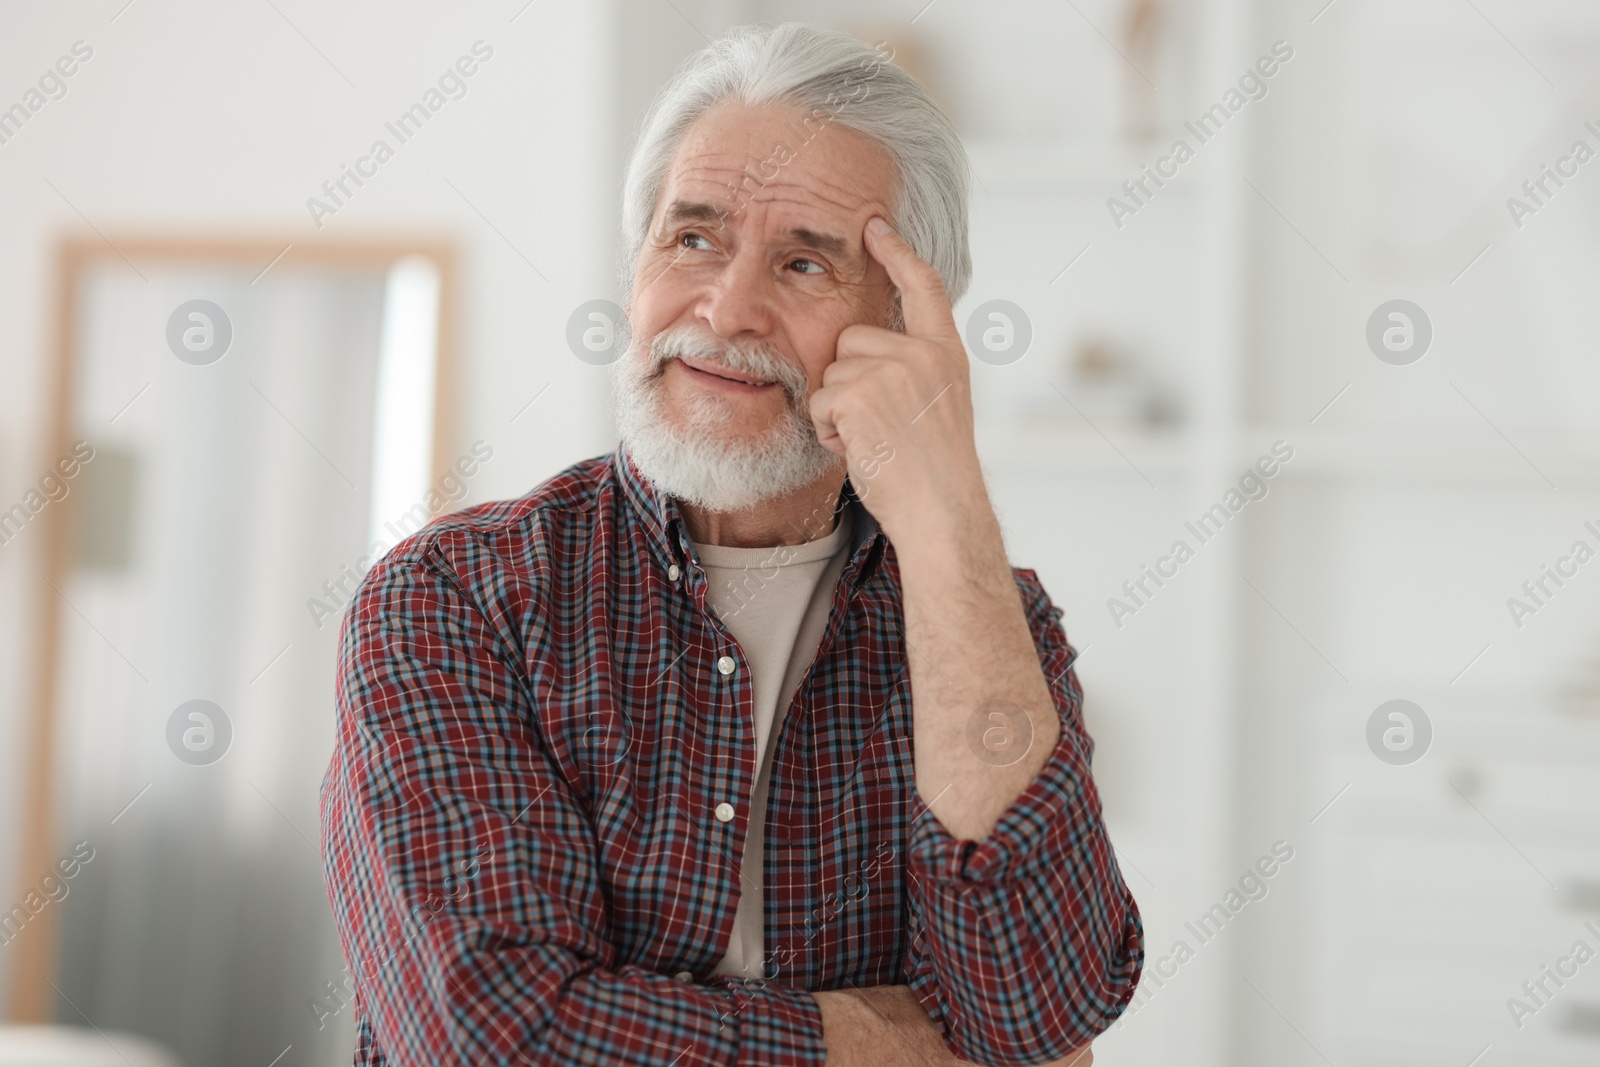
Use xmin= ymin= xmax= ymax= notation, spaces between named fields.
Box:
xmin=863 ymin=216 xmax=956 ymax=339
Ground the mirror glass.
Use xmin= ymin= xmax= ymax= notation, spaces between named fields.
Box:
xmin=28 ymin=243 xmax=450 ymax=1067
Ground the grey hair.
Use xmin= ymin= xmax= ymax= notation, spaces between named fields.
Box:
xmin=619 ymin=22 xmax=971 ymax=315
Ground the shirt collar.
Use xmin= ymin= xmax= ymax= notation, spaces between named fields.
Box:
xmin=612 ymin=442 xmax=885 ymax=586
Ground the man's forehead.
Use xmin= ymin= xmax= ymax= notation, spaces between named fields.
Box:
xmin=668 ymin=151 xmax=877 ymax=212
xmin=658 ymin=103 xmax=895 ymax=230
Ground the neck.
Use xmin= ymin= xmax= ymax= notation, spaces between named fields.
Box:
xmin=677 ymin=465 xmax=849 ymax=548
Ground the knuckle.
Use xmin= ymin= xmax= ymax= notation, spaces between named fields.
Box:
xmin=836 ymin=323 xmax=865 ymax=348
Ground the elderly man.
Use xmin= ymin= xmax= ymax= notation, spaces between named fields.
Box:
xmin=322 ymin=22 xmax=1142 ymax=1067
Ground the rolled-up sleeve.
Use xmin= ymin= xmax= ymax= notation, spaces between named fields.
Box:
xmin=900 ymin=568 xmax=1144 ymax=1066
xmin=319 ymin=546 xmax=826 ymax=1067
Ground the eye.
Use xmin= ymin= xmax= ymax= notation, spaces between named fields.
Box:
xmin=788 ymin=257 xmax=825 ymax=275
xmin=680 ymin=232 xmax=713 ymax=251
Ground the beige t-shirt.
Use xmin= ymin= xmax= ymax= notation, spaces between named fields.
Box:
xmin=692 ymin=506 xmax=856 ymax=980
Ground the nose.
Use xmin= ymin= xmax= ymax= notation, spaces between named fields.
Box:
xmin=695 ymin=246 xmax=775 ymax=341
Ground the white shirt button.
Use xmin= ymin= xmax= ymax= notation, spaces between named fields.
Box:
xmin=674 ymin=970 xmax=693 ymax=982
xmin=714 ymin=802 xmax=735 ymax=823
xmin=668 ymin=564 xmax=681 ymax=581
xmin=716 ymin=655 xmax=736 ymax=675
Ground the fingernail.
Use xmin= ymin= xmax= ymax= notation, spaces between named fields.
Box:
xmin=867 ymin=217 xmax=892 ymax=236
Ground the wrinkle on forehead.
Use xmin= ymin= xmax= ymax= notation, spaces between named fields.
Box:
xmin=659 ymin=101 xmax=899 ymax=234
xmin=676 ymin=162 xmax=872 ymax=220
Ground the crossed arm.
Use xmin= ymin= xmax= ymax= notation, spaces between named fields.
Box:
xmin=814 ymin=986 xmax=1093 ymax=1067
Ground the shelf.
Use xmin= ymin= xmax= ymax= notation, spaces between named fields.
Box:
xmin=977 ymin=419 xmax=1193 ymax=483
xmin=978 ymin=418 xmax=1600 ymax=485
xmin=1261 ymin=424 xmax=1600 ymax=487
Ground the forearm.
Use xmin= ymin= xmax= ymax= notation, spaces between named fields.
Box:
xmin=814 ymin=987 xmax=963 ymax=1067
xmin=814 ymin=987 xmax=1093 ymax=1067
xmin=891 ymin=508 xmax=1144 ymax=1061
xmin=895 ymin=484 xmax=1062 ymax=841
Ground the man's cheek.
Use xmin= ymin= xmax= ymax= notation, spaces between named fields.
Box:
xmin=627 ymin=278 xmax=687 ymax=350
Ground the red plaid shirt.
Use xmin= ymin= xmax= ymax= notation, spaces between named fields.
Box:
xmin=320 ymin=446 xmax=1143 ymax=1066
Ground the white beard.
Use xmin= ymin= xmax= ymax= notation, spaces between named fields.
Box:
xmin=610 ymin=322 xmax=840 ymax=512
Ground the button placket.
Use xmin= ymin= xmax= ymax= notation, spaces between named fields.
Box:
xmin=712 ymin=651 xmax=736 ymax=826
xmin=680 ymin=547 xmax=747 ymax=838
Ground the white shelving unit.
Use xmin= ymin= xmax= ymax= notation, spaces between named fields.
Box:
xmin=967 ymin=5 xmax=1254 ymax=1065
xmin=616 ymin=2 xmax=1600 ymax=1063
xmin=968 ymin=3 xmax=1600 ymax=1065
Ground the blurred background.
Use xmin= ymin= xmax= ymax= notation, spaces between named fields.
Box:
xmin=2 ymin=1 xmax=1599 ymax=1064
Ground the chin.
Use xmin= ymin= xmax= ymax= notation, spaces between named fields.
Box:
xmin=618 ymin=406 xmax=839 ymax=512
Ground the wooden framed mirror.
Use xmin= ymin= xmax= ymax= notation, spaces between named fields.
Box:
xmin=9 ymin=236 xmax=457 ymax=1065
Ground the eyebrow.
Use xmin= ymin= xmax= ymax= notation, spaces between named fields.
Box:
xmin=660 ymin=199 xmax=852 ymax=258
xmin=788 ymin=227 xmax=848 ymax=257
xmin=662 ymin=200 xmax=729 ymax=228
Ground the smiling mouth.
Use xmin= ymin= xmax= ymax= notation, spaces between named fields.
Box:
xmin=674 ymin=356 xmax=779 ymax=390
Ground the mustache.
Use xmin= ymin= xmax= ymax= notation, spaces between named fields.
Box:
xmin=646 ymin=325 xmax=811 ymax=403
